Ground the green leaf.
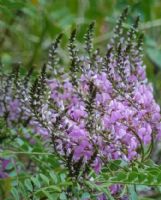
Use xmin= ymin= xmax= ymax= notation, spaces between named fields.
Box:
xmin=49 ymin=185 xmax=61 ymax=192
xmin=41 ymin=190 xmax=54 ymax=200
xmin=24 ymin=179 xmax=33 ymax=192
xmin=128 ymin=172 xmax=138 ymax=182
xmin=107 ymin=160 xmax=122 ymax=171
xmin=128 ymin=185 xmax=138 ymax=200
xmin=146 ymin=48 xmax=161 ymax=68
xmin=111 ymin=172 xmax=127 ymax=182
xmin=157 ymin=173 xmax=161 ymax=183
xmin=11 ymin=188 xmax=19 ymax=200
xmin=49 ymin=171 xmax=58 ymax=184
xmin=138 ymin=173 xmax=147 ymax=183
xmin=81 ymin=192 xmax=90 ymax=199
xmin=40 ymin=173 xmax=50 ymax=185
xmin=60 ymin=173 xmax=66 ymax=183
xmin=31 ymin=175 xmax=41 ymax=188
xmin=60 ymin=192 xmax=67 ymax=200
xmin=19 ymin=182 xmax=28 ymax=200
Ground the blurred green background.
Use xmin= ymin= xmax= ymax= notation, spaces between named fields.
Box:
xmin=0 ymin=0 xmax=161 ymax=101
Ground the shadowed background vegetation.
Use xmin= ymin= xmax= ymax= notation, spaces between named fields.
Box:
xmin=1 ymin=0 xmax=161 ymax=78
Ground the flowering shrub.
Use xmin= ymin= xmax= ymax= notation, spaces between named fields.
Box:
xmin=0 ymin=64 xmax=32 ymax=127
xmin=29 ymin=8 xmax=161 ymax=175
xmin=0 ymin=8 xmax=161 ymax=199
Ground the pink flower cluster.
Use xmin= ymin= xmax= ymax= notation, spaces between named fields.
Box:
xmin=46 ymin=54 xmax=161 ymax=172
xmin=0 ymin=158 xmax=10 ymax=179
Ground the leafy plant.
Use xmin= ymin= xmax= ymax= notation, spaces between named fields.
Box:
xmin=0 ymin=5 xmax=161 ymax=200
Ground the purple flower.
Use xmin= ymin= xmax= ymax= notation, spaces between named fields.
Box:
xmin=0 ymin=159 xmax=10 ymax=179
xmin=68 ymin=105 xmax=87 ymax=122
